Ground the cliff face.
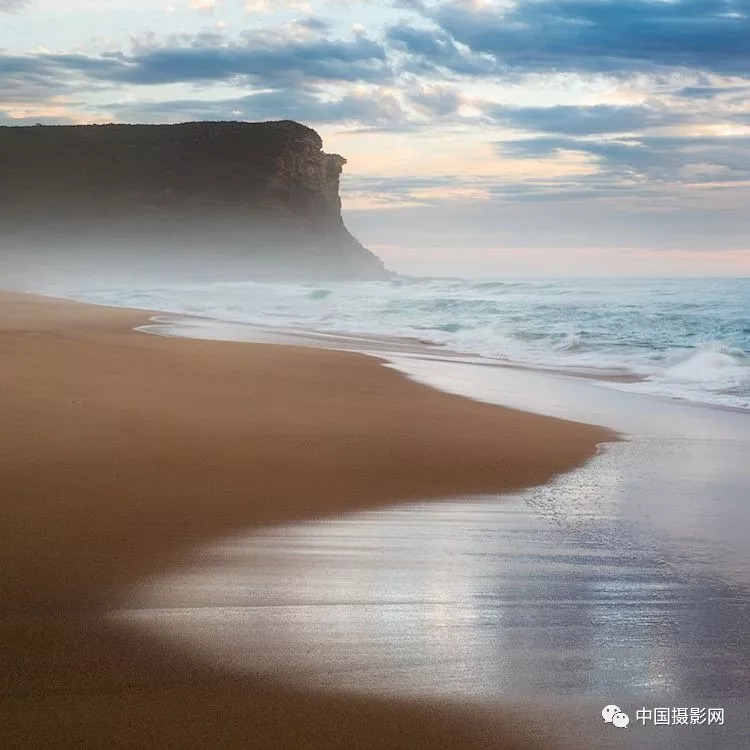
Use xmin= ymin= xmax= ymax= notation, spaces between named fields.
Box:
xmin=0 ymin=120 xmax=388 ymax=281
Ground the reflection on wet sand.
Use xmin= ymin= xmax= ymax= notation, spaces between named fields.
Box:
xmin=116 ymin=354 xmax=750 ymax=749
xmin=118 ymin=492 xmax=748 ymax=701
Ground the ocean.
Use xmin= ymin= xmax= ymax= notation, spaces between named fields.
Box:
xmin=39 ymin=276 xmax=750 ymax=411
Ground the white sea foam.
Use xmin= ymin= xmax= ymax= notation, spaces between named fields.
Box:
xmin=663 ymin=342 xmax=747 ymax=384
xmin=34 ymin=277 xmax=750 ymax=410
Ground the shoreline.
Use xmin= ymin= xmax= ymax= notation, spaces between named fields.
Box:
xmin=137 ymin=311 xmax=750 ymax=417
xmin=137 ymin=313 xmax=645 ymax=384
xmin=1 ymin=291 xmax=614 ymax=748
xmin=30 ymin=279 xmax=750 ymax=414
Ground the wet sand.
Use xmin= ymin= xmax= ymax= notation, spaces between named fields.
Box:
xmin=1 ymin=292 xmax=612 ymax=749
xmin=115 ymin=317 xmax=750 ymax=749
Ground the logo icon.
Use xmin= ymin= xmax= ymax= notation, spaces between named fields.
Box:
xmin=602 ymin=705 xmax=629 ymax=728
xmin=613 ymin=712 xmax=630 ymax=728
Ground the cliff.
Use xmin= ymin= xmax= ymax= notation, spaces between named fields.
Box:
xmin=0 ymin=120 xmax=389 ymax=281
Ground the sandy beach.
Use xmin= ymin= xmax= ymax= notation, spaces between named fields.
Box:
xmin=1 ymin=291 xmax=616 ymax=748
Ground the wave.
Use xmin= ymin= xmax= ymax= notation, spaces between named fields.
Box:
xmin=33 ymin=277 xmax=750 ymax=410
xmin=308 ymin=289 xmax=331 ymax=300
xmin=662 ymin=342 xmax=747 ymax=385
xmin=553 ymin=332 xmax=584 ymax=352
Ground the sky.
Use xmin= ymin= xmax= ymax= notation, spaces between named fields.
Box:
xmin=1 ymin=0 xmax=749 ymax=276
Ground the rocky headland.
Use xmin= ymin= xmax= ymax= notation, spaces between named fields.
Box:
xmin=0 ymin=120 xmax=388 ymax=281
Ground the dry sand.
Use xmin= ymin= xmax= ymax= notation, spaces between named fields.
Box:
xmin=1 ymin=292 xmax=613 ymax=748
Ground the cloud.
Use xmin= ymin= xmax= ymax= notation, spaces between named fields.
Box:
xmin=0 ymin=0 xmax=28 ymax=11
xmin=501 ymin=132 xmax=750 ymax=186
xmin=0 ymin=111 xmax=75 ymax=126
xmin=407 ymin=82 xmax=464 ymax=117
xmin=675 ymin=83 xmax=750 ymax=100
xmin=492 ymin=104 xmax=692 ymax=135
xmin=341 ymin=172 xmax=498 ymax=209
xmin=408 ymin=0 xmax=750 ymax=76
xmin=0 ymin=54 xmax=87 ymax=103
xmin=385 ymin=24 xmax=499 ymax=76
xmin=243 ymin=0 xmax=311 ymax=12
xmin=108 ymin=86 xmax=407 ymax=126
xmin=113 ymin=38 xmax=387 ymax=85
xmin=190 ymin=0 xmax=216 ymax=12
xmin=345 ymin=177 xmax=750 ymax=271
xmin=0 ymin=29 xmax=392 ymax=97
xmin=296 ymin=17 xmax=331 ymax=33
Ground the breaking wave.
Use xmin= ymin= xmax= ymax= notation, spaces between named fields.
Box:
xmin=35 ymin=276 xmax=750 ymax=410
